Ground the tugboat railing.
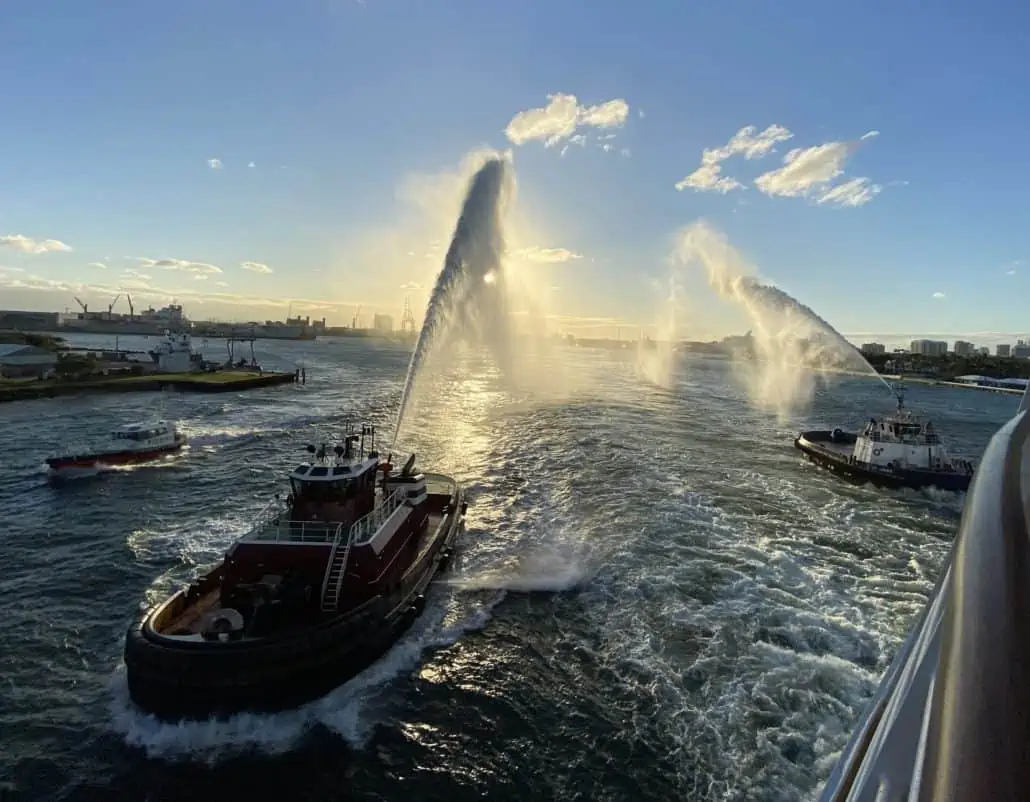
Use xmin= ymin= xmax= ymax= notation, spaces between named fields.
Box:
xmin=246 ymin=504 xmax=338 ymax=544
xmin=349 ymin=487 xmax=407 ymax=544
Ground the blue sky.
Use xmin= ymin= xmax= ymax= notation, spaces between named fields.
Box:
xmin=0 ymin=0 xmax=1027 ymax=345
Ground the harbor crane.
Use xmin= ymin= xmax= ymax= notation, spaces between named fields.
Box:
xmin=73 ymin=296 xmax=88 ymax=315
xmin=108 ymin=294 xmax=121 ymax=317
xmin=126 ymin=294 xmax=135 ymax=320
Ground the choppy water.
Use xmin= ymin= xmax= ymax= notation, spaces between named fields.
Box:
xmin=0 ymin=334 xmax=1018 ymax=802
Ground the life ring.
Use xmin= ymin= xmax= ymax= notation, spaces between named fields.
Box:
xmin=872 ymin=448 xmax=883 ymax=456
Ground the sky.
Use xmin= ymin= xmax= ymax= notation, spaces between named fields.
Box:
xmin=1 ymin=0 xmax=1028 ymax=346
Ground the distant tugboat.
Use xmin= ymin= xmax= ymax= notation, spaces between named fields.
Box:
xmin=794 ymin=387 xmax=976 ymax=492
xmin=124 ymin=422 xmax=467 ymax=720
xmin=46 ymin=420 xmax=186 ymax=473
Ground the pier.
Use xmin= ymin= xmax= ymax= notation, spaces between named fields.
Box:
xmin=0 ymin=370 xmax=298 ymax=404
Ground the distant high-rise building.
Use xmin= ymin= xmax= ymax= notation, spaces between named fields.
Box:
xmin=860 ymin=342 xmax=886 ymax=355
xmin=997 ymin=344 xmax=1011 ymax=357
xmin=910 ymin=339 xmax=948 ymax=356
xmin=978 ymin=346 xmax=990 ymax=356
xmin=373 ymin=313 xmax=393 ymax=332
xmin=953 ymin=340 xmax=975 ymax=356
xmin=1013 ymin=340 xmax=1030 ymax=359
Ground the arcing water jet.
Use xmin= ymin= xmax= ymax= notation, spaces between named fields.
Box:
xmin=394 ymin=156 xmax=515 ymax=440
xmin=674 ymin=220 xmax=892 ymax=417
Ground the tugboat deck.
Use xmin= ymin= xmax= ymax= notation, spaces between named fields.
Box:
xmin=157 ymin=509 xmax=448 ymax=639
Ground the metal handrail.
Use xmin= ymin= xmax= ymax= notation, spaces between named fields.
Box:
xmin=319 ymin=521 xmax=349 ymax=607
xmin=349 ymin=487 xmax=406 ymax=544
xmin=245 ymin=505 xmax=337 ymax=544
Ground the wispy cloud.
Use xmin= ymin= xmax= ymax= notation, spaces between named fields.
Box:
xmin=675 ymin=125 xmax=883 ymax=207
xmin=515 ymin=246 xmax=584 ymax=264
xmin=240 ymin=261 xmax=273 ymax=274
xmin=505 ymin=93 xmax=630 ymax=148
xmin=675 ymin=125 xmax=793 ymax=194
xmin=247 ymin=161 xmax=256 ymax=168
xmin=399 ymin=281 xmax=422 ymax=291
xmin=88 ymin=261 xmax=107 ymax=269
xmin=0 ymin=234 xmax=72 ymax=254
xmin=0 ymin=266 xmax=26 ymax=273
xmin=755 ymin=132 xmax=882 ymax=206
xmin=932 ymin=291 xmax=946 ymax=299
xmin=0 ymin=271 xmax=358 ymax=312
xmin=121 ymin=269 xmax=151 ymax=280
xmin=138 ymin=257 xmax=222 ymax=275
xmin=207 ymin=158 xmax=223 ymax=170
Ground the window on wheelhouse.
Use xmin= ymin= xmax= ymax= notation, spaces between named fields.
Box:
xmin=290 ymin=477 xmax=356 ymax=503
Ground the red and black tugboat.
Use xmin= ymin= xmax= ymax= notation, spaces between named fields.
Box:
xmin=123 ymin=422 xmax=466 ymax=720
xmin=46 ymin=419 xmax=186 ymax=473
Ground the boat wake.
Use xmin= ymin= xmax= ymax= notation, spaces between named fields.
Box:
xmin=441 ymin=546 xmax=593 ymax=593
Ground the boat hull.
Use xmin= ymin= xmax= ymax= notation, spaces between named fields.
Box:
xmin=46 ymin=439 xmax=186 ymax=471
xmin=795 ymin=430 xmax=972 ymax=492
xmin=123 ymin=502 xmax=463 ymax=721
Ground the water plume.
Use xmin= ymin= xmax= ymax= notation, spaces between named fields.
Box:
xmin=636 ymin=274 xmax=682 ymax=389
xmin=395 ymin=155 xmax=515 ymax=439
xmin=673 ymin=220 xmax=892 ymax=418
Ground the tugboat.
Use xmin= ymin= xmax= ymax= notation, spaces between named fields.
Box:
xmin=794 ymin=387 xmax=976 ymax=492
xmin=123 ymin=423 xmax=467 ymax=720
xmin=46 ymin=420 xmax=186 ymax=473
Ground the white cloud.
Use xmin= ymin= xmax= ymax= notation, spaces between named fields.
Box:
xmin=214 ymin=280 xmax=229 ymax=287
xmin=675 ymin=125 xmax=883 ymax=207
xmin=816 ymin=177 xmax=882 ymax=207
xmin=0 ymin=266 xmax=25 ymax=273
xmin=675 ymin=163 xmax=744 ymax=194
xmin=240 ymin=261 xmax=273 ymax=274
xmin=207 ymin=158 xmax=223 ymax=169
xmin=675 ymin=125 xmax=793 ymax=194
xmin=399 ymin=281 xmax=422 ymax=291
xmin=754 ymin=131 xmax=882 ymax=206
xmin=515 ymin=246 xmax=583 ymax=263
xmin=932 ymin=291 xmax=946 ymax=299
xmin=0 ymin=234 xmax=72 ymax=254
xmin=88 ymin=261 xmax=107 ymax=269
xmin=138 ymin=257 xmax=223 ymax=274
xmin=504 ymin=93 xmax=630 ymax=148
xmin=620 ymin=148 xmax=631 ymax=158
xmin=247 ymin=161 xmax=256 ymax=168
xmin=194 ymin=274 xmax=209 ymax=281
xmin=121 ymin=269 xmax=151 ymax=280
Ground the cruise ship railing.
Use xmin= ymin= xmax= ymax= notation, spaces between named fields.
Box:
xmin=818 ymin=382 xmax=1030 ymax=802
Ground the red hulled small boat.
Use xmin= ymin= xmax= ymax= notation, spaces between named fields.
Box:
xmin=46 ymin=419 xmax=186 ymax=472
xmin=124 ymin=422 xmax=467 ymax=720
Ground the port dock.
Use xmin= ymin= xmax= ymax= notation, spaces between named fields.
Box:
xmin=0 ymin=370 xmax=297 ymax=404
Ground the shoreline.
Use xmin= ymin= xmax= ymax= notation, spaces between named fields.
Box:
xmin=0 ymin=370 xmax=297 ymax=404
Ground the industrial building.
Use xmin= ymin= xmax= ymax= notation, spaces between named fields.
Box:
xmin=860 ymin=342 xmax=886 ymax=355
xmin=0 ymin=344 xmax=58 ymax=378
